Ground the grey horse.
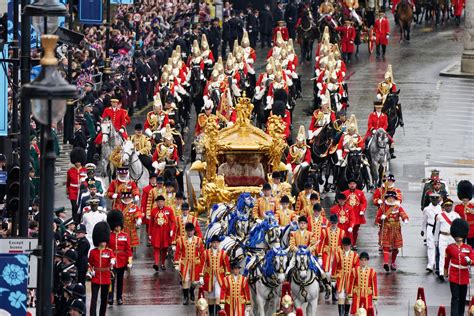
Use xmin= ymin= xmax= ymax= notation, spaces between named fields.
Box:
xmin=368 ymin=128 xmax=390 ymax=188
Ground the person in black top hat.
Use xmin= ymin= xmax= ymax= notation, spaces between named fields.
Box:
xmin=75 ymin=224 xmax=90 ymax=286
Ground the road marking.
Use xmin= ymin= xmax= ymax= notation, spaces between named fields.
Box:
xmin=436 ymin=80 xmax=442 ymax=90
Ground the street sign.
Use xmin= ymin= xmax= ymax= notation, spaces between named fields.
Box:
xmin=133 ymin=13 xmax=142 ymax=23
xmin=79 ymin=0 xmax=103 ymax=25
xmin=0 ymin=238 xmax=38 ymax=288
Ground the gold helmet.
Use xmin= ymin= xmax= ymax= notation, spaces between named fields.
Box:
xmin=226 ymin=53 xmax=234 ymax=70
xmin=296 ymin=125 xmax=306 ymax=143
xmin=163 ymin=124 xmax=173 ymax=141
xmin=232 ymin=39 xmax=240 ymax=56
xmin=161 ymin=71 xmax=169 ymax=84
xmin=235 ymin=46 xmax=244 ymax=62
xmin=266 ymin=57 xmax=274 ymax=74
xmin=280 ymin=47 xmax=288 ymax=60
xmin=287 ymin=38 xmax=295 ymax=55
xmin=347 ymin=114 xmax=359 ymax=134
xmin=322 ymin=26 xmax=330 ymax=45
xmin=214 ymin=56 xmax=224 ymax=74
xmin=211 ymin=69 xmax=219 ymax=80
xmin=275 ymin=65 xmax=283 ymax=81
xmin=327 ymin=53 xmax=336 ymax=69
xmin=201 ymin=34 xmax=209 ymax=51
xmin=355 ymin=307 xmax=367 ymax=316
xmin=276 ymin=31 xmax=284 ymax=46
xmin=321 ymin=89 xmax=331 ymax=106
xmin=384 ymin=64 xmax=393 ymax=82
xmin=153 ymin=94 xmax=163 ymax=111
xmin=414 ymin=299 xmax=427 ymax=315
xmin=241 ymin=30 xmax=250 ymax=48
xmin=192 ymin=39 xmax=201 ymax=57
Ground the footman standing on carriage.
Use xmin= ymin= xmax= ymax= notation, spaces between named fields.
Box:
xmin=116 ymin=191 xmax=143 ymax=249
xmin=107 ymin=166 xmax=140 ymax=209
xmin=374 ymin=12 xmax=390 ymax=58
xmin=348 ymin=252 xmax=378 ymax=315
xmin=151 ymin=195 xmax=176 ymax=272
xmin=365 ymin=100 xmax=396 ymax=159
xmin=220 ymin=261 xmax=251 ymax=316
xmin=201 ymin=235 xmax=231 ymax=315
xmin=174 ymin=222 xmax=204 ymax=305
xmin=335 ymin=237 xmax=360 ymax=316
xmin=375 ymin=190 xmax=409 ymax=272
xmin=434 ymin=199 xmax=460 ymax=280
xmin=336 ymin=20 xmax=356 ymax=63
xmin=342 ymin=179 xmax=367 ymax=248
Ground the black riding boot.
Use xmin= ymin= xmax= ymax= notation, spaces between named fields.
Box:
xmin=332 ymin=286 xmax=337 ymax=302
xmin=182 ymin=289 xmax=189 ymax=305
xmin=382 ymin=45 xmax=387 ymax=57
xmin=189 ymin=286 xmax=196 ymax=302
xmin=338 ymin=304 xmax=345 ymax=315
xmin=344 ymin=304 xmax=351 ymax=315
xmin=389 ymin=147 xmax=396 ymax=159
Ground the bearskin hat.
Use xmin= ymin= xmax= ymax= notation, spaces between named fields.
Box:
xmin=70 ymin=147 xmax=86 ymax=165
xmin=92 ymin=221 xmax=111 ymax=247
xmin=273 ymin=89 xmax=288 ymax=104
xmin=457 ymin=180 xmax=473 ymax=201
xmin=107 ymin=210 xmax=124 ymax=230
xmin=450 ymin=218 xmax=469 ymax=240
xmin=272 ymin=100 xmax=286 ymax=117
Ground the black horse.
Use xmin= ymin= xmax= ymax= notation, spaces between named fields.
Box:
xmin=297 ymin=9 xmax=319 ymax=63
xmin=190 ymin=65 xmax=205 ymax=115
xmin=336 ymin=150 xmax=366 ymax=194
xmin=382 ymin=91 xmax=404 ymax=138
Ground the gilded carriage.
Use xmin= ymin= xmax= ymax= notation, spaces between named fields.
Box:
xmin=188 ymin=95 xmax=287 ymax=213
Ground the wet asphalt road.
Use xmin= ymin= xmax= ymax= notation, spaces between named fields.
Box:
xmin=51 ymin=14 xmax=474 ymax=316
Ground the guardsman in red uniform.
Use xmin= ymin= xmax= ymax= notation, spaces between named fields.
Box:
xmin=366 ymin=100 xmax=396 ymax=158
xmin=451 ymin=0 xmax=465 ymax=26
xmin=322 ymin=214 xmax=345 ymax=301
xmin=66 ymin=147 xmax=87 ymax=222
xmin=286 ymin=127 xmax=312 ymax=174
xmin=220 ymin=261 xmax=251 ymax=316
xmin=343 ymin=180 xmax=367 ymax=247
xmin=289 ymin=216 xmax=314 ymax=252
xmin=308 ymin=96 xmax=336 ymax=141
xmin=444 ymin=218 xmax=474 ymax=316
xmin=106 ymin=166 xmax=140 ymax=209
xmin=252 ymin=183 xmax=277 ymax=220
xmin=295 ymin=182 xmax=320 ymax=214
xmin=88 ymin=222 xmax=115 ymax=316
xmin=150 ymin=195 xmax=176 ymax=271
xmin=200 ymin=235 xmax=231 ymax=315
xmin=374 ymin=12 xmax=390 ymax=58
xmin=375 ymin=191 xmax=409 ymax=272
xmin=273 ymin=21 xmax=290 ymax=43
xmin=336 ymin=20 xmax=356 ymax=63
xmin=144 ymin=97 xmax=169 ymax=137
xmin=116 ymin=192 xmax=143 ymax=248
xmin=330 ymin=193 xmax=355 ymax=242
xmin=455 ymin=180 xmax=474 ymax=248
xmin=348 ymin=251 xmax=378 ymax=314
xmin=175 ymin=203 xmax=202 ymax=240
xmin=335 ymin=237 xmax=360 ymax=316
xmin=151 ymin=128 xmax=179 ymax=175
xmin=174 ymin=222 xmax=204 ymax=305
xmin=310 ymin=204 xmax=328 ymax=257
xmin=106 ymin=210 xmax=132 ymax=306
xmin=100 ymin=98 xmax=130 ymax=139
xmin=372 ymin=174 xmax=403 ymax=206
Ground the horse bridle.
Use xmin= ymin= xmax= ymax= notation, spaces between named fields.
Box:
xmin=122 ymin=150 xmax=144 ymax=182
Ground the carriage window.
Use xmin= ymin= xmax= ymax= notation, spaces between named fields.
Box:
xmin=217 ymin=153 xmax=266 ymax=186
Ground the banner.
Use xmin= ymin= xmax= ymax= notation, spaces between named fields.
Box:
xmin=0 ymin=45 xmax=8 ymax=137
xmin=0 ymin=253 xmax=29 ymax=316
xmin=79 ymin=0 xmax=103 ymax=24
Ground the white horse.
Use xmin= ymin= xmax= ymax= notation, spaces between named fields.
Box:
xmin=287 ymin=247 xmax=321 ymax=315
xmin=368 ymin=128 xmax=390 ymax=188
xmin=98 ymin=118 xmax=123 ymax=181
xmin=246 ymin=247 xmax=290 ymax=316
xmin=121 ymin=140 xmax=149 ymax=189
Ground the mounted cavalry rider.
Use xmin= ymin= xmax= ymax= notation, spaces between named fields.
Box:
xmin=273 ymin=21 xmax=289 ymax=44
xmin=223 ymin=53 xmax=242 ymax=98
xmin=200 ymin=34 xmax=215 ymax=78
xmin=195 ymin=103 xmax=217 ymax=137
xmin=130 ymin=123 xmax=153 ymax=174
xmin=189 ymin=40 xmax=205 ymax=75
xmin=95 ymin=98 xmax=130 ymax=144
xmin=254 ymin=59 xmax=275 ymax=102
xmin=203 ymin=69 xmax=224 ymax=110
xmin=144 ymin=96 xmax=169 ymax=138
xmin=376 ymin=65 xmax=397 ymax=105
xmin=267 ymin=31 xmax=286 ymax=60
xmin=309 ymin=91 xmax=336 ymax=140
xmin=286 ymin=126 xmax=311 ymax=174
xmin=365 ymin=100 xmax=396 ymax=158
xmin=266 ymin=65 xmax=290 ymax=111
xmin=336 ymin=115 xmax=364 ymax=165
xmin=241 ymin=31 xmax=256 ymax=78
xmin=152 ymin=126 xmax=179 ymax=175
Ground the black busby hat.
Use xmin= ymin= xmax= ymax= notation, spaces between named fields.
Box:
xmin=273 ymin=89 xmax=288 ymax=104
xmin=336 ymin=193 xmax=347 ymax=200
xmin=92 ymin=221 xmax=111 ymax=247
xmin=68 ymin=299 xmax=86 ymax=314
xmin=70 ymin=147 xmax=86 ymax=165
xmin=156 ymin=195 xmax=165 ymax=201
xmin=181 ymin=202 xmax=190 ymax=210
xmin=451 ymin=218 xmax=469 ymax=239
xmin=135 ymin=123 xmax=143 ymax=130
xmin=272 ymin=100 xmax=286 ymax=117
xmin=185 ymin=222 xmax=195 ymax=231
xmin=298 ymin=215 xmax=308 ymax=223
xmin=262 ymin=183 xmax=272 ymax=191
xmin=329 ymin=214 xmax=338 ymax=224
xmin=457 ymin=180 xmax=473 ymax=201
xmin=107 ymin=210 xmax=124 ymax=230
xmin=210 ymin=235 xmax=221 ymax=243
xmin=359 ymin=252 xmax=369 ymax=260
xmin=280 ymin=195 xmax=290 ymax=204
xmin=342 ymin=237 xmax=352 ymax=246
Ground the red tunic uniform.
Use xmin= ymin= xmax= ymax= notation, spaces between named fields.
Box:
xmin=336 ymin=25 xmax=356 ymax=54
xmin=88 ymin=247 xmax=116 ymax=285
xmin=144 ymin=111 xmax=169 ymax=133
xmin=322 ymin=227 xmax=345 ymax=273
xmin=152 ymin=143 xmax=179 ymax=164
xmin=220 ymin=275 xmax=251 ymax=316
xmin=272 ymin=26 xmax=289 ymax=42
xmin=310 ymin=215 xmax=328 ymax=256
xmin=286 ymin=145 xmax=311 ymax=171
xmin=349 ymin=266 xmax=378 ymax=314
xmin=444 ymin=242 xmax=474 ymax=285
xmin=108 ymin=231 xmax=132 ymax=269
xmin=451 ymin=0 xmax=465 ymax=17
xmin=330 ymin=204 xmax=355 ymax=237
xmin=175 ymin=214 xmax=203 ymax=240
xmin=366 ymin=112 xmax=388 ymax=136
xmin=201 ymin=248 xmax=231 ymax=292
xmin=454 ymin=203 xmax=474 ymax=239
xmin=117 ymin=202 xmax=143 ymax=247
xmin=335 ymin=250 xmax=360 ymax=293
xmin=141 ymin=184 xmax=154 ymax=227
xmin=106 ymin=179 xmax=140 ymax=208
xmin=375 ymin=204 xmax=409 ymax=249
xmin=174 ymin=235 xmax=204 ymax=283
xmin=309 ymin=110 xmax=336 ymax=134
xmin=375 ymin=17 xmax=390 ymax=46
xmin=342 ymin=189 xmax=367 ymax=225
xmin=101 ymin=107 xmax=130 ymax=138
xmin=150 ymin=206 xmax=176 ymax=248
xmin=337 ymin=133 xmax=364 ymax=159
xmin=66 ymin=167 xmax=87 ymax=201
xmin=372 ymin=187 xmax=403 ymax=206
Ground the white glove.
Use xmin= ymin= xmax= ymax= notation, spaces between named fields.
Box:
xmin=172 ymin=245 xmax=176 ymax=252
xmin=128 ymin=91 xmax=132 ymax=96
xmin=112 ymin=193 xmax=118 ymax=199
xmin=256 ymin=219 xmax=263 ymax=224
xmin=136 ymin=218 xmax=142 ymax=226
xmin=372 ymin=129 xmax=376 ymax=134
xmin=318 ymin=257 xmax=323 ymax=266
xmin=377 ymin=199 xmax=383 ymax=205
xmin=381 ymin=214 xmax=387 ymax=220
xmin=134 ymin=195 xmax=140 ymax=202
xmin=465 ymin=256 xmax=472 ymax=264
xmin=301 ymin=162 xmax=309 ymax=168
xmin=142 ymin=77 xmax=147 ymax=82
xmin=386 ymin=35 xmax=390 ymax=39
xmin=90 ymin=270 xmax=95 ymax=277
xmin=325 ymin=272 xmax=331 ymax=280
xmin=199 ymin=277 xmax=204 ymax=285
xmin=145 ymin=128 xmax=153 ymax=137
xmin=360 ymin=211 xmax=364 ymax=216
xmin=119 ymin=128 xmax=125 ymax=134
xmin=127 ymin=264 xmax=133 ymax=270
xmin=152 ymin=161 xmax=160 ymax=171
xmin=348 ymin=227 xmax=353 ymax=233
xmin=403 ymin=219 xmax=409 ymax=224
xmin=170 ymin=230 xmax=173 ymax=238
xmin=286 ymin=163 xmax=292 ymax=171
xmin=348 ymin=298 xmax=353 ymax=305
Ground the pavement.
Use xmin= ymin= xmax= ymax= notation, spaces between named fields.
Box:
xmin=48 ymin=16 xmax=474 ymax=316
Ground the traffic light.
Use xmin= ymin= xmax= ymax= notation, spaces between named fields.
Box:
xmin=6 ymin=164 xmax=20 ymax=219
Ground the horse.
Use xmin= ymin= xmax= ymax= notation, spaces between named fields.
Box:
xmin=311 ymin=123 xmax=341 ymax=192
xmin=297 ymin=8 xmax=319 ymax=63
xmin=190 ymin=64 xmax=205 ymax=115
xmin=121 ymin=140 xmax=150 ymax=188
xmin=287 ymin=247 xmax=322 ymax=315
xmin=246 ymin=214 xmax=281 ymax=251
xmin=98 ymin=118 xmax=123 ymax=181
xmin=383 ymin=91 xmax=404 ymax=138
xmin=336 ymin=150 xmax=367 ymax=193
xmin=397 ymin=0 xmax=413 ymax=42
xmin=280 ymin=222 xmax=299 ymax=249
xmin=291 ymin=163 xmax=319 ymax=196
xmin=220 ymin=235 xmax=248 ymax=266
xmin=367 ymin=128 xmax=390 ymax=188
xmin=227 ymin=211 xmax=250 ymax=240
xmin=235 ymin=193 xmax=255 ymax=217
xmin=245 ymin=247 xmax=290 ymax=316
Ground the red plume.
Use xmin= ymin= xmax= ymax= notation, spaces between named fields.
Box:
xmin=367 ymin=306 xmax=375 ymax=316
xmin=198 ymin=287 xmax=205 ymax=299
xmin=437 ymin=305 xmax=446 ymax=316
xmin=217 ymin=311 xmax=227 ymax=316
xmin=295 ymin=307 xmax=303 ymax=316
xmin=417 ymin=287 xmax=426 ymax=306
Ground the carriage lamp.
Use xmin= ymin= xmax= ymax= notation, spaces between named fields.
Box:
xmin=23 ymin=0 xmax=68 ymax=35
xmin=22 ymin=35 xmax=77 ymax=125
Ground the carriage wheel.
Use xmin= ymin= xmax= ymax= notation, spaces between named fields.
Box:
xmin=368 ymin=28 xmax=375 ymax=55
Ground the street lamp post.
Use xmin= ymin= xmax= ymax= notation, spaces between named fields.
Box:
xmin=103 ymin=0 xmax=112 ymax=82
xmin=22 ymin=34 xmax=77 ymax=315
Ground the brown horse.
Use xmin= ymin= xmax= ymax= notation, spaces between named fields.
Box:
xmin=397 ymin=0 xmax=414 ymax=42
